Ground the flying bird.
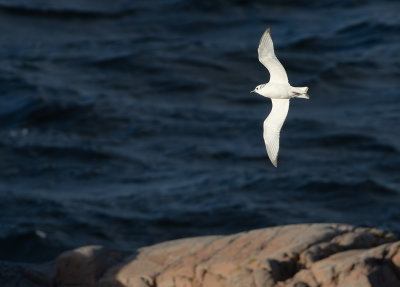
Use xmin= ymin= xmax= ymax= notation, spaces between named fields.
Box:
xmin=251 ymin=28 xmax=309 ymax=167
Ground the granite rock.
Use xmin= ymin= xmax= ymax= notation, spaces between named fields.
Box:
xmin=6 ymin=224 xmax=400 ymax=287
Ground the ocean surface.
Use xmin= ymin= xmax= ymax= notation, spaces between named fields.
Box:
xmin=0 ymin=0 xmax=399 ymax=263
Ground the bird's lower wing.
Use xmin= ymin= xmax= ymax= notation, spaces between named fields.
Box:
xmin=263 ymin=99 xmax=290 ymax=167
xmin=258 ymin=28 xmax=288 ymax=84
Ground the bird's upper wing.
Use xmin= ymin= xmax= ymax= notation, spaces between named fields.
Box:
xmin=258 ymin=28 xmax=288 ymax=84
xmin=263 ymin=99 xmax=290 ymax=167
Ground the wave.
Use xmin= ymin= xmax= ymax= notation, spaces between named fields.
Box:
xmin=0 ymin=94 xmax=92 ymax=129
xmin=299 ymin=179 xmax=398 ymax=197
xmin=0 ymin=2 xmax=138 ymax=19
xmin=285 ymin=21 xmax=399 ymax=54
xmin=337 ymin=21 xmax=400 ymax=36
xmin=305 ymin=133 xmax=397 ymax=153
xmin=0 ymin=231 xmax=65 ymax=263
xmin=171 ymin=0 xmax=373 ymax=11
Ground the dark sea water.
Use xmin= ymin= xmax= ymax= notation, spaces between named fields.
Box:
xmin=0 ymin=0 xmax=399 ymax=263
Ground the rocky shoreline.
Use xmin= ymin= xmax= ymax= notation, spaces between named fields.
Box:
xmin=2 ymin=224 xmax=400 ymax=287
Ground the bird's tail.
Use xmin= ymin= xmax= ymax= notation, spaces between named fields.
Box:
xmin=291 ymin=86 xmax=309 ymax=99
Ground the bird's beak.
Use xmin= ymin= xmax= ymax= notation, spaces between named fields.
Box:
xmin=250 ymin=90 xmax=255 ymax=93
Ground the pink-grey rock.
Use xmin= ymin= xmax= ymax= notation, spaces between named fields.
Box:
xmin=55 ymin=245 xmax=128 ymax=287
xmin=4 ymin=224 xmax=400 ymax=287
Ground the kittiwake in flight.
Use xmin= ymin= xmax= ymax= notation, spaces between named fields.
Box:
xmin=251 ymin=28 xmax=309 ymax=167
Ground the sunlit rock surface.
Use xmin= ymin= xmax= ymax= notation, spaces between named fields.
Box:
xmin=4 ymin=224 xmax=400 ymax=287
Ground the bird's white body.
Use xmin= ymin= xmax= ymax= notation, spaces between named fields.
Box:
xmin=257 ymin=83 xmax=290 ymax=99
xmin=252 ymin=28 xmax=309 ymax=167
xmin=256 ymin=83 xmax=308 ymax=99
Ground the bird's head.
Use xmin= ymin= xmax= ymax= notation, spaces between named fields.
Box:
xmin=250 ymin=84 xmax=265 ymax=94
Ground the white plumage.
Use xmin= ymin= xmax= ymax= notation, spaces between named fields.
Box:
xmin=252 ymin=28 xmax=309 ymax=167
xmin=263 ymin=99 xmax=289 ymax=167
xmin=258 ymin=28 xmax=288 ymax=84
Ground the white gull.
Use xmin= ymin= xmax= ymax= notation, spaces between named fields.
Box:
xmin=251 ymin=28 xmax=309 ymax=167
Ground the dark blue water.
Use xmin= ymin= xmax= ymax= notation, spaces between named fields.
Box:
xmin=0 ymin=0 xmax=399 ymax=263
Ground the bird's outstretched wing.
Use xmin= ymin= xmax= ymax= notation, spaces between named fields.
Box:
xmin=258 ymin=28 xmax=288 ymax=84
xmin=263 ymin=99 xmax=290 ymax=167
